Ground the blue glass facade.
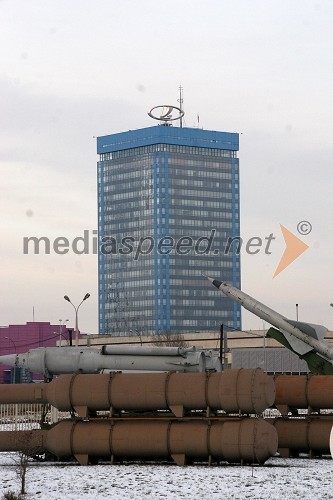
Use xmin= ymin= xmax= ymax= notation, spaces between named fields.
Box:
xmin=97 ymin=125 xmax=241 ymax=336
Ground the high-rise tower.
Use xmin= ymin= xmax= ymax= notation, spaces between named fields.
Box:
xmin=97 ymin=116 xmax=241 ymax=336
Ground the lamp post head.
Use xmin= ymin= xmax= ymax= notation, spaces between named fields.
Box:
xmin=83 ymin=293 xmax=90 ymax=301
xmin=64 ymin=295 xmax=70 ymax=302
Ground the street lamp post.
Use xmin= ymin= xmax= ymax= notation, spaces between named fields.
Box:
xmin=129 ymin=329 xmax=143 ymax=346
xmin=64 ymin=293 xmax=90 ymax=347
xmin=58 ymin=319 xmax=69 ymax=347
xmin=5 ymin=337 xmax=17 ymax=384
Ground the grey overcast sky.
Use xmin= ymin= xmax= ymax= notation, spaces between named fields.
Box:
xmin=0 ymin=0 xmax=332 ymax=334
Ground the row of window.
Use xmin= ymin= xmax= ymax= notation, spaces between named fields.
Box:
xmin=177 ymin=199 xmax=234 ymax=209
xmin=102 ymin=183 xmax=152 ymax=192
xmin=172 ymin=299 xmax=216 ymax=306
xmin=99 ymin=173 xmax=239 ymax=189
xmin=104 ymin=302 xmax=155 ymax=309
xmin=170 ymin=179 xmax=232 ymax=188
xmin=100 ymin=277 xmax=239 ymax=287
xmin=168 ymin=188 xmax=239 ymax=199
xmin=100 ymin=166 xmax=238 ymax=181
xmin=103 ymin=202 xmax=153 ymax=213
xmin=187 ymin=259 xmax=234 ymax=268
xmin=172 ymin=165 xmax=239 ymax=177
xmin=102 ymin=179 xmax=235 ymax=192
xmin=103 ymin=214 xmax=153 ymax=223
xmin=105 ymin=300 xmax=224 ymax=309
xmin=99 ymin=158 xmax=238 ymax=173
xmin=104 ymin=190 xmax=239 ymax=202
xmin=100 ymin=288 xmax=237 ymax=300
xmin=103 ymin=220 xmax=237 ymax=232
xmin=169 ymin=219 xmax=237 ymax=228
xmin=105 ymin=208 xmax=235 ymax=220
xmin=99 ymin=143 xmax=237 ymax=161
xmin=98 ymin=164 xmax=140 ymax=179
xmin=102 ymin=200 xmax=238 ymax=212
xmin=180 ymin=209 xmax=232 ymax=218
xmin=102 ymin=261 xmax=237 ymax=274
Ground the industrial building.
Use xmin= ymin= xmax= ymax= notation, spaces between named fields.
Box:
xmin=97 ymin=121 xmax=241 ymax=336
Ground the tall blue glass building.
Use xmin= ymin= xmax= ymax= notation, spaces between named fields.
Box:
xmin=97 ymin=125 xmax=241 ymax=336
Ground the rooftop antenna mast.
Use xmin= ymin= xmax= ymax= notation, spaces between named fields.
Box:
xmin=178 ymin=85 xmax=183 ymax=128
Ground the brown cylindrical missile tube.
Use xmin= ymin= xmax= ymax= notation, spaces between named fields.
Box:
xmin=0 ymin=429 xmax=45 ymax=453
xmin=271 ymin=418 xmax=333 ymax=457
xmin=275 ymin=374 xmax=333 ymax=413
xmin=0 ymin=369 xmax=275 ymax=417
xmin=207 ymin=368 xmax=275 ymax=414
xmin=0 ymin=383 xmax=46 ymax=404
xmin=0 ymin=418 xmax=278 ymax=465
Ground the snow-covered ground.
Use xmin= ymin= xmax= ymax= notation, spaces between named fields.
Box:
xmin=0 ymin=454 xmax=332 ymax=500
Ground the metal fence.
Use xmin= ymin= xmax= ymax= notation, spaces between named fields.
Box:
xmin=0 ymin=403 xmax=70 ymax=431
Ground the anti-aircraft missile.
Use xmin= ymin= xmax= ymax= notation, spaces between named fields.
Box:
xmin=206 ymin=276 xmax=333 ymax=365
xmin=0 ymin=345 xmax=215 ymax=378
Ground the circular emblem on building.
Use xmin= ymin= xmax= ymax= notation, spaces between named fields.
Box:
xmin=148 ymin=105 xmax=184 ymax=123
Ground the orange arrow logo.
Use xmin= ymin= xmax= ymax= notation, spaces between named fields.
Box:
xmin=273 ymin=224 xmax=309 ymax=278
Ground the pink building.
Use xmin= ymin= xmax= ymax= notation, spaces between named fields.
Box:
xmin=0 ymin=322 xmax=75 ymax=383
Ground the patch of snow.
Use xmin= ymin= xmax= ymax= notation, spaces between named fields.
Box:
xmin=0 ymin=453 xmax=332 ymax=500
